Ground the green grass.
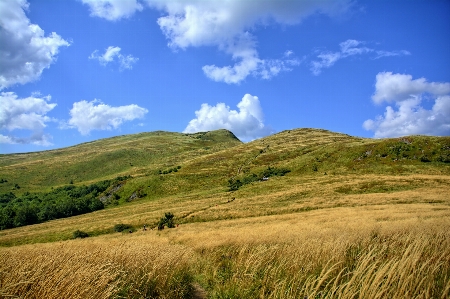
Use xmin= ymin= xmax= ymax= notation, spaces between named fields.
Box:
xmin=0 ymin=129 xmax=242 ymax=194
xmin=0 ymin=128 xmax=449 ymax=244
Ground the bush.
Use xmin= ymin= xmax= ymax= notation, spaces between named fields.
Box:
xmin=158 ymin=212 xmax=176 ymax=230
xmin=72 ymin=230 xmax=89 ymax=239
xmin=228 ymin=179 xmax=243 ymax=191
xmin=420 ymin=155 xmax=431 ymax=162
xmin=228 ymin=167 xmax=291 ymax=191
xmin=114 ymin=223 xmax=134 ymax=232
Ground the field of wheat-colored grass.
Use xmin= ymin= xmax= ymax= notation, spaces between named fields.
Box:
xmin=0 ymin=234 xmax=195 ymax=299
xmin=1 ymin=203 xmax=449 ymax=298
xmin=1 ymin=129 xmax=449 ymax=298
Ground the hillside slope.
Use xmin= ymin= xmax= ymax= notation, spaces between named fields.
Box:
xmin=0 ymin=129 xmax=242 ymax=194
xmin=0 ymin=128 xmax=449 ymax=299
xmin=0 ymin=128 xmax=449 ymax=245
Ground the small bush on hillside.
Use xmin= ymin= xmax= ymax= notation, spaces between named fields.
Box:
xmin=159 ymin=166 xmax=182 ymax=175
xmin=262 ymin=166 xmax=291 ymax=177
xmin=114 ymin=223 xmax=134 ymax=232
xmin=72 ymin=230 xmax=89 ymax=239
xmin=228 ymin=167 xmax=291 ymax=191
xmin=420 ymin=155 xmax=431 ymax=162
xmin=228 ymin=179 xmax=243 ymax=191
xmin=158 ymin=212 xmax=175 ymax=230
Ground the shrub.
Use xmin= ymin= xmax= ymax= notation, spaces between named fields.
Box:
xmin=114 ymin=223 xmax=134 ymax=232
xmin=262 ymin=166 xmax=291 ymax=177
xmin=72 ymin=230 xmax=89 ymax=239
xmin=158 ymin=212 xmax=176 ymax=230
xmin=420 ymin=155 xmax=431 ymax=162
xmin=228 ymin=179 xmax=243 ymax=191
xmin=228 ymin=167 xmax=291 ymax=191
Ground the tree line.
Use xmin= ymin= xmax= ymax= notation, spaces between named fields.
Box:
xmin=0 ymin=176 xmax=129 ymax=230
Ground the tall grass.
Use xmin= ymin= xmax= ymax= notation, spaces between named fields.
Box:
xmin=0 ymin=129 xmax=449 ymax=298
xmin=0 ymin=235 xmax=194 ymax=299
xmin=0 ymin=211 xmax=449 ymax=298
xmin=193 ymin=230 xmax=450 ymax=298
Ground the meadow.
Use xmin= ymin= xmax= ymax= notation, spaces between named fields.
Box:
xmin=0 ymin=128 xmax=449 ymax=298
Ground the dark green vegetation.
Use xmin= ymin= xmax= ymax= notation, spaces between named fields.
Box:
xmin=0 ymin=176 xmax=129 ymax=229
xmin=113 ymin=223 xmax=134 ymax=233
xmin=227 ymin=166 xmax=291 ymax=191
xmin=72 ymin=229 xmax=89 ymax=239
xmin=0 ymin=128 xmax=449 ymax=234
xmin=158 ymin=212 xmax=176 ymax=229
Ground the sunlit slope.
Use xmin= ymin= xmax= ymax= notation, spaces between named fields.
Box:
xmin=0 ymin=129 xmax=242 ymax=194
xmin=0 ymin=128 xmax=449 ymax=246
xmin=1 ymin=128 xmax=448 ymax=198
xmin=179 ymin=128 xmax=450 ymax=183
xmin=116 ymin=128 xmax=449 ymax=211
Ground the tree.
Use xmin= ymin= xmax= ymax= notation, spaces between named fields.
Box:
xmin=158 ymin=212 xmax=175 ymax=229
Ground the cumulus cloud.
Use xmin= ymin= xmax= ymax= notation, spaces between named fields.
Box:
xmin=183 ymin=94 xmax=272 ymax=141
xmin=310 ymin=40 xmax=410 ymax=75
xmin=0 ymin=0 xmax=70 ymax=89
xmin=143 ymin=0 xmax=351 ymax=84
xmin=80 ymin=0 xmax=143 ymax=21
xmin=371 ymin=72 xmax=450 ymax=104
xmin=89 ymin=46 xmax=138 ymax=70
xmin=67 ymin=100 xmax=148 ymax=135
xmin=0 ymin=92 xmax=56 ymax=145
xmin=363 ymin=72 xmax=450 ymax=138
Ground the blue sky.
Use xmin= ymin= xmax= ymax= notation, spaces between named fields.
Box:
xmin=1 ymin=0 xmax=449 ymax=154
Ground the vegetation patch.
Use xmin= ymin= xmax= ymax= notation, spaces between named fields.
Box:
xmin=228 ymin=166 xmax=291 ymax=191
xmin=113 ymin=223 xmax=134 ymax=233
xmin=159 ymin=165 xmax=182 ymax=175
xmin=0 ymin=176 xmax=130 ymax=230
xmin=72 ymin=230 xmax=89 ymax=239
xmin=158 ymin=212 xmax=176 ymax=230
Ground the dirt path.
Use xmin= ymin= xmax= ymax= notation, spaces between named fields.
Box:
xmin=192 ymin=283 xmax=207 ymax=299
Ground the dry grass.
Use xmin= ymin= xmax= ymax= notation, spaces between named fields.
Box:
xmin=168 ymin=204 xmax=450 ymax=298
xmin=1 ymin=129 xmax=449 ymax=298
xmin=1 ymin=204 xmax=449 ymax=298
xmin=0 ymin=173 xmax=448 ymax=247
xmin=0 ymin=234 xmax=194 ymax=299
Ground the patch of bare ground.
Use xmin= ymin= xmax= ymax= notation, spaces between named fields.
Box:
xmin=192 ymin=283 xmax=207 ymax=299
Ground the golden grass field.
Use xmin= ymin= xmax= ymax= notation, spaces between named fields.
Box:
xmin=0 ymin=129 xmax=449 ymax=298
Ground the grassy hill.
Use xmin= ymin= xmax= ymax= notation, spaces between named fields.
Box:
xmin=0 ymin=128 xmax=449 ymax=298
xmin=0 ymin=129 xmax=242 ymax=194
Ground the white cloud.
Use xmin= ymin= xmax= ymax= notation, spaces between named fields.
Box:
xmin=0 ymin=0 xmax=70 ymax=89
xmin=374 ymin=50 xmax=411 ymax=59
xmin=89 ymin=46 xmax=139 ymax=70
xmin=67 ymin=100 xmax=148 ymax=135
xmin=183 ymin=93 xmax=273 ymax=141
xmin=81 ymin=0 xmax=143 ymax=21
xmin=284 ymin=50 xmax=294 ymax=58
xmin=371 ymin=72 xmax=450 ymax=104
xmin=310 ymin=40 xmax=409 ymax=75
xmin=363 ymin=73 xmax=450 ymax=138
xmin=0 ymin=92 xmax=56 ymax=145
xmin=145 ymin=0 xmax=350 ymax=84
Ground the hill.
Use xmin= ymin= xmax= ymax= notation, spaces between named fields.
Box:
xmin=0 ymin=128 xmax=449 ymax=298
xmin=0 ymin=127 xmax=449 ymax=237
xmin=0 ymin=129 xmax=242 ymax=194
